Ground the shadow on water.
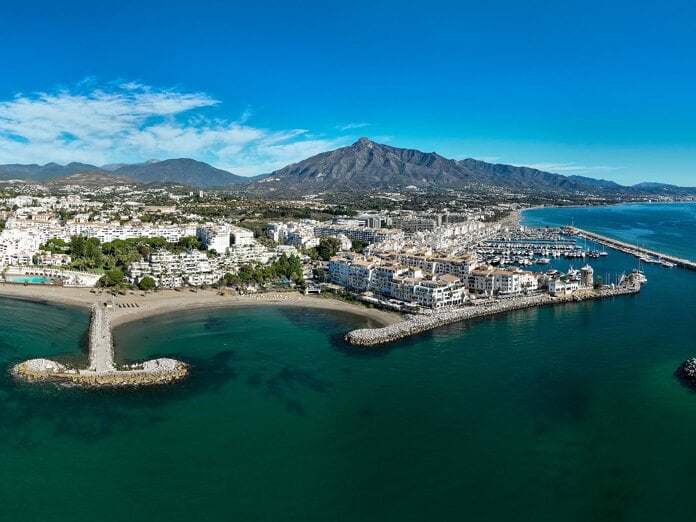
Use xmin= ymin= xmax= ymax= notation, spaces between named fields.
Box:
xmin=0 ymin=348 xmax=241 ymax=446
xmin=673 ymin=365 xmax=696 ymax=392
xmin=0 ymin=336 xmax=339 ymax=444
xmin=263 ymin=365 xmax=332 ymax=416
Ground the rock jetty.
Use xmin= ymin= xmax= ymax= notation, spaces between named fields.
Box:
xmin=12 ymin=304 xmax=189 ymax=387
xmin=677 ymin=358 xmax=696 ymax=386
xmin=345 ymin=285 xmax=640 ymax=347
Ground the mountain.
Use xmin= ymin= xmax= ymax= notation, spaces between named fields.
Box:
xmin=0 ymin=162 xmax=104 ymax=180
xmin=458 ymin=158 xmax=582 ymax=190
xmin=102 ymin=159 xmax=160 ymax=171
xmin=112 ymin=158 xmax=245 ymax=188
xmin=568 ymin=175 xmax=624 ymax=190
xmin=46 ymin=171 xmax=141 ymax=189
xmin=0 ymin=158 xmax=244 ymax=188
xmin=248 ymin=137 xmax=588 ymax=195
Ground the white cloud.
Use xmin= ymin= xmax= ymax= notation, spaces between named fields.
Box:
xmin=0 ymin=81 xmax=344 ymax=175
xmin=525 ymin=162 xmax=625 ymax=175
xmin=337 ymin=122 xmax=370 ymax=131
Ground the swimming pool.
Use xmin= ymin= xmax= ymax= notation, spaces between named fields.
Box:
xmin=6 ymin=276 xmax=53 ymax=284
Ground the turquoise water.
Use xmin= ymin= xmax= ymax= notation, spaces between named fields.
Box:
xmin=522 ymin=202 xmax=696 ymax=260
xmin=7 ymin=275 xmax=53 ymax=284
xmin=0 ymin=203 xmax=695 ymax=521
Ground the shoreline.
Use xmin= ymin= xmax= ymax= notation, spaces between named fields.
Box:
xmin=0 ymin=283 xmax=401 ymax=329
xmin=345 ymin=284 xmax=641 ymax=347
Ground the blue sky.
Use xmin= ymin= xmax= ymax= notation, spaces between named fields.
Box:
xmin=1 ymin=0 xmax=695 ymax=184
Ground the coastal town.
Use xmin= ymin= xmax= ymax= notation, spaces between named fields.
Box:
xmin=0 ymin=183 xmax=642 ymax=307
xmin=0 ymin=180 xmax=651 ymax=385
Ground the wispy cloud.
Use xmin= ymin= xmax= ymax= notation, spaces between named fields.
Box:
xmin=0 ymin=80 xmax=344 ymax=175
xmin=525 ymin=162 xmax=625 ymax=175
xmin=337 ymin=122 xmax=370 ymax=131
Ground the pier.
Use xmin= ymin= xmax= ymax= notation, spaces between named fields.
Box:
xmin=13 ymin=304 xmax=188 ymax=387
xmin=570 ymin=227 xmax=696 ymax=272
xmin=345 ymin=284 xmax=640 ymax=347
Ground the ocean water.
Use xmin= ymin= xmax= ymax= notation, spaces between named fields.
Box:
xmin=0 ymin=203 xmax=695 ymax=521
xmin=521 ymin=201 xmax=696 ymax=260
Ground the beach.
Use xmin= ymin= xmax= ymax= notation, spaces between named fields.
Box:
xmin=0 ymin=283 xmax=401 ymax=329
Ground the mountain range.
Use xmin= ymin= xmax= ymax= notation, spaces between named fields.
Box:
xmin=0 ymin=138 xmax=694 ymax=196
xmin=0 ymin=158 xmax=246 ymax=188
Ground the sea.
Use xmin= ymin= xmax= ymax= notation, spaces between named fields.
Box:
xmin=0 ymin=202 xmax=695 ymax=521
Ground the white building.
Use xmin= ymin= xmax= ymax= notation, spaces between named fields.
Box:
xmin=469 ymin=267 xmax=538 ymax=296
xmin=197 ymin=224 xmax=255 ymax=253
xmin=128 ymin=250 xmax=226 ymax=288
xmin=327 ymin=254 xmax=466 ymax=309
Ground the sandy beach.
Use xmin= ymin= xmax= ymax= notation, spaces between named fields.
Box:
xmin=0 ymin=283 xmax=401 ymax=328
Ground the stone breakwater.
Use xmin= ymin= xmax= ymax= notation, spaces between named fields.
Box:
xmin=12 ymin=304 xmax=188 ymax=387
xmin=571 ymin=227 xmax=696 ymax=272
xmin=345 ymin=285 xmax=640 ymax=347
xmin=676 ymin=358 xmax=696 ymax=386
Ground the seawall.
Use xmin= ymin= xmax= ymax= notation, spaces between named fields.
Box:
xmin=571 ymin=227 xmax=696 ymax=272
xmin=345 ymin=285 xmax=640 ymax=347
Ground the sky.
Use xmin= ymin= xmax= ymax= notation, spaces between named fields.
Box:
xmin=1 ymin=0 xmax=695 ymax=185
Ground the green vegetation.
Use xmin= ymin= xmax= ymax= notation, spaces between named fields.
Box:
xmin=313 ymin=237 xmax=342 ymax=261
xmin=98 ymin=268 xmax=126 ymax=288
xmin=351 ymin=239 xmax=369 ymax=253
xmin=38 ymin=235 xmax=206 ymax=288
xmin=593 ymin=276 xmax=603 ymax=289
xmin=138 ymin=276 xmax=156 ymax=291
xmin=223 ymin=254 xmax=304 ymax=289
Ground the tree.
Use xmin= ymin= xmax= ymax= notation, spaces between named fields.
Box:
xmin=138 ymin=276 xmax=156 ymax=291
xmin=70 ymin=235 xmax=86 ymax=258
xmin=351 ymin=239 xmax=369 ymax=253
xmin=316 ymin=237 xmax=342 ymax=261
xmin=41 ymin=238 xmax=69 ymax=253
xmin=176 ymin=235 xmax=202 ymax=251
xmin=593 ymin=276 xmax=603 ymax=290
xmin=100 ymin=268 xmax=125 ymax=287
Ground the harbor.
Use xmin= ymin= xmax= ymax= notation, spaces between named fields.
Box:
xmin=12 ymin=304 xmax=188 ymax=386
xmin=345 ymin=282 xmax=641 ymax=347
xmin=569 ymin=227 xmax=696 ymax=272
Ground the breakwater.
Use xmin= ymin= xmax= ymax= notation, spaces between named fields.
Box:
xmin=570 ymin=227 xmax=696 ymax=272
xmin=12 ymin=304 xmax=188 ymax=387
xmin=345 ymin=285 xmax=640 ymax=347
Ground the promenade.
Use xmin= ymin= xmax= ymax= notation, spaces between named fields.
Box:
xmin=571 ymin=227 xmax=696 ymax=272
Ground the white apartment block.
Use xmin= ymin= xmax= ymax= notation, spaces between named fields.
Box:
xmin=65 ymin=221 xmax=197 ymax=243
xmin=315 ymin=224 xmax=404 ymax=244
xmin=128 ymin=250 xmax=226 ymax=288
xmin=197 ymin=224 xmax=255 ymax=253
xmin=468 ymin=267 xmax=539 ymax=296
xmin=328 ymin=254 xmax=466 ymax=309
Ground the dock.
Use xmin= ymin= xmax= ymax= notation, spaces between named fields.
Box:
xmin=570 ymin=227 xmax=696 ymax=272
xmin=13 ymin=304 xmax=188 ymax=387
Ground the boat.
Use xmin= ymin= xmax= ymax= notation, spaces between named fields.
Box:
xmin=631 ymin=269 xmax=648 ymax=284
xmin=660 ymin=260 xmax=676 ymax=268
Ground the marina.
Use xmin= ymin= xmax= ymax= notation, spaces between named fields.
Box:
xmin=569 ymin=226 xmax=696 ymax=272
xmin=476 ymin=226 xmax=600 ymax=267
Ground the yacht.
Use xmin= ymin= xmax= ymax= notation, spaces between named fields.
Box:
xmin=631 ymin=269 xmax=648 ymax=284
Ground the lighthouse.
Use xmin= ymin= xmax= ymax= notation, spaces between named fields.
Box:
xmin=580 ymin=264 xmax=594 ymax=288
